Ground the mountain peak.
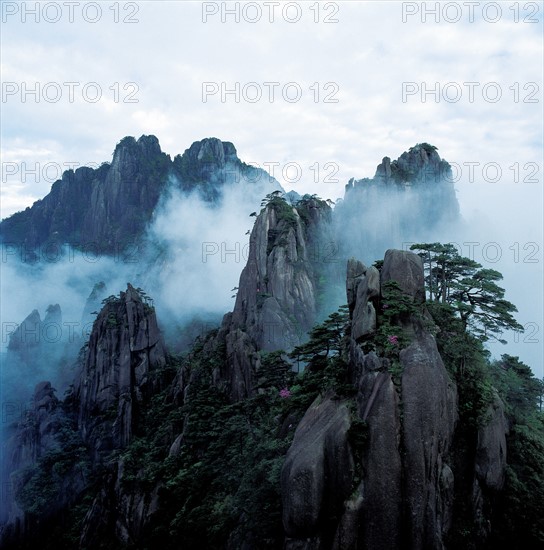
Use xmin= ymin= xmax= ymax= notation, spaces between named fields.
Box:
xmin=191 ymin=137 xmax=238 ymax=164
xmin=112 ymin=134 xmax=163 ymax=162
xmin=175 ymin=137 xmax=238 ymax=176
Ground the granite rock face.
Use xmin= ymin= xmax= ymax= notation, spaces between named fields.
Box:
xmin=282 ymin=393 xmax=354 ymax=548
xmin=1 ymin=284 xmax=170 ymax=545
xmin=211 ymin=196 xmax=332 ymax=401
xmin=381 ymin=248 xmax=426 ymax=304
xmin=475 ymin=396 xmax=508 ymax=491
xmin=337 ymin=144 xmax=459 ymax=263
xmin=0 ymin=136 xmax=282 ymax=253
xmin=76 ymin=284 xmax=166 ymax=459
xmin=1 ymin=139 xmax=520 ymax=549
xmin=0 ymin=136 xmax=171 ymax=252
xmin=0 ymin=382 xmax=86 ymax=537
xmin=281 ymin=249 xmax=510 ymax=550
xmin=231 ymin=203 xmax=318 ymax=350
xmin=3 ymin=304 xmax=79 ymax=402
xmin=355 ymin=362 xmax=403 ymax=550
xmin=346 ymin=259 xmax=380 ymax=341
xmin=400 ymin=330 xmax=458 ymax=549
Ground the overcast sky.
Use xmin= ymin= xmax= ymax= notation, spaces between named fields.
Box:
xmin=1 ymin=0 xmax=543 ymax=375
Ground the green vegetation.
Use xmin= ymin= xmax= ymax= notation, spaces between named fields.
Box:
xmin=295 ymin=194 xmax=329 ymax=226
xmin=411 ymin=142 xmax=438 ymax=154
xmin=141 ymin=153 xmax=170 ymax=186
xmin=99 ymin=306 xmax=353 ymax=549
xmin=131 ymin=357 xmax=292 ymax=547
xmin=16 ymin=407 xmax=90 ymax=518
xmin=485 ymin=355 xmax=544 ymax=548
xmin=261 ymin=191 xmax=298 ymax=228
xmin=408 ymin=243 xmax=523 ymax=425
xmin=261 ymin=192 xmax=305 ymax=255
xmin=410 ymin=243 xmax=523 ymax=342
xmin=101 ymin=294 xmax=121 ymax=306
xmin=173 ymin=152 xmax=205 ymax=184
xmin=411 ymin=243 xmax=543 ymax=548
xmin=7 ymin=240 xmax=543 ymax=549
xmin=354 ymin=280 xmax=422 ymax=385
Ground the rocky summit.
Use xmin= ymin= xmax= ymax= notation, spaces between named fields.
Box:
xmin=0 ymin=135 xmax=281 ymax=253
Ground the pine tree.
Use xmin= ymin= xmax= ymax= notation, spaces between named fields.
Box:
xmin=411 ymin=243 xmax=523 ymax=343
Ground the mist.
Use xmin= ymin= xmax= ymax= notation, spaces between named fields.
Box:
xmin=142 ymin=171 xmax=277 ymax=348
xmin=309 ymin=157 xmax=543 ymax=380
xmin=452 ymin=179 xmax=543 ymax=379
xmin=1 ymin=152 xmax=541 ymax=415
xmin=0 ymin=166 xmax=280 ymax=400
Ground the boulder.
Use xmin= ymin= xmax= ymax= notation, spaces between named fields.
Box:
xmin=381 ymin=249 xmax=425 ymax=304
xmin=281 ymin=394 xmax=353 ymax=540
xmin=351 ymin=265 xmax=380 ymax=340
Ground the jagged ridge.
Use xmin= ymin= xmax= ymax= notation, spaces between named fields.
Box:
xmin=0 ymin=136 xmax=281 ymax=252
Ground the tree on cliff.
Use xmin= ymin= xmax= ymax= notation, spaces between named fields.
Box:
xmin=289 ymin=305 xmax=349 ymax=365
xmin=410 ymin=243 xmax=523 ymax=343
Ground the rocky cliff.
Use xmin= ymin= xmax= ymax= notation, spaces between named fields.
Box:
xmin=3 ymin=304 xmax=79 ymax=401
xmin=0 ymin=381 xmax=87 ymax=539
xmin=0 ymin=136 xmax=170 ymax=252
xmin=208 ymin=194 xmax=332 ymax=400
xmin=172 ymin=137 xmax=281 ymax=202
xmin=76 ymin=284 xmax=167 ymax=459
xmin=0 ymin=136 xmax=281 ymax=254
xmin=337 ymin=143 xmax=459 ymax=262
xmin=0 ymin=284 xmax=169 ymax=546
xmin=0 ymin=252 xmax=529 ymax=550
xmin=1 ymin=140 xmax=540 ymax=550
xmin=281 ymin=250 xmax=507 ymax=550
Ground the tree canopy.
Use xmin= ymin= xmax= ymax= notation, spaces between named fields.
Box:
xmin=410 ymin=243 xmax=523 ymax=343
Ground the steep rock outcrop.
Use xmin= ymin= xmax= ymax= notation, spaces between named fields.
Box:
xmin=475 ymin=395 xmax=508 ymax=492
xmin=6 ymin=309 xmax=43 ymax=367
xmin=78 ymin=457 xmax=163 ymax=548
xmin=353 ymin=354 xmax=403 ymax=550
xmin=83 ymin=136 xmax=169 ymax=249
xmin=76 ymin=284 xmax=166 ymax=459
xmin=0 ymin=382 xmax=86 ymax=542
xmin=211 ymin=197 xmax=332 ymax=400
xmin=81 ymin=281 xmax=108 ymax=330
xmin=3 ymin=304 xmax=77 ymax=400
xmin=2 ymin=382 xmax=60 ymax=525
xmin=231 ymin=203 xmax=319 ymax=350
xmin=346 ymin=259 xmax=380 ymax=341
xmin=401 ymin=331 xmax=458 ymax=549
xmin=468 ymin=394 xmax=509 ymax=540
xmin=0 ymin=136 xmax=282 ymax=253
xmin=282 ymin=250 xmax=458 ymax=550
xmin=281 ymin=393 xmax=354 ymax=548
xmin=381 ymin=248 xmax=426 ymax=304
xmin=0 ymin=136 xmax=171 ymax=252
xmin=336 ymin=144 xmax=459 ymax=263
xmin=172 ymin=137 xmax=282 ymax=203
xmin=347 ymin=143 xmax=454 ymax=195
